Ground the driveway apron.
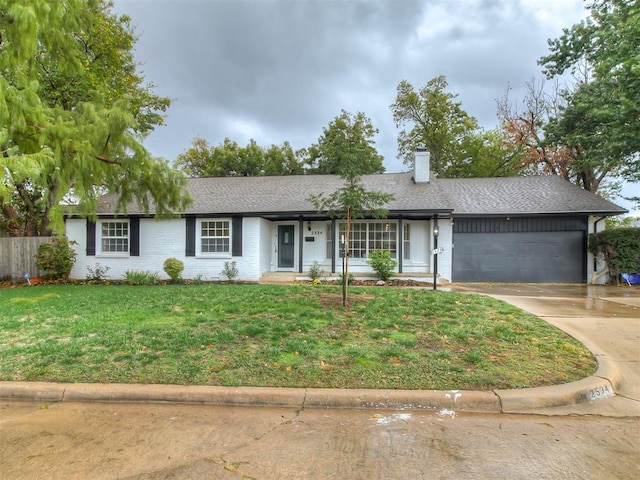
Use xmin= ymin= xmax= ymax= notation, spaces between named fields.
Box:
xmin=453 ymin=284 xmax=640 ymax=416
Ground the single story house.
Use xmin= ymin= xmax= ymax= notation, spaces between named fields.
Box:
xmin=65 ymin=151 xmax=627 ymax=284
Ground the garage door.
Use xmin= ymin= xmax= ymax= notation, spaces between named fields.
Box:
xmin=452 ymin=217 xmax=586 ymax=283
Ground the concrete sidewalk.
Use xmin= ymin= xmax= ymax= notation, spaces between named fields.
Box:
xmin=1 ymin=284 xmax=637 ymax=416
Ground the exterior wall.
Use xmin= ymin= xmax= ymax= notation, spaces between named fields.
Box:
xmin=258 ymin=218 xmax=275 ymax=273
xmin=67 ymin=217 xmax=266 ymax=282
xmin=302 ymin=221 xmax=331 ymax=271
xmin=435 ymin=221 xmax=453 ymax=281
xmin=66 ymin=216 xmax=454 ymax=282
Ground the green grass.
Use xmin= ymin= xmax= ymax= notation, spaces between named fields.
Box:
xmin=0 ymin=284 xmax=596 ymax=390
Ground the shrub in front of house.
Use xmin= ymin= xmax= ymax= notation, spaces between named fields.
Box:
xmin=163 ymin=257 xmax=184 ymax=282
xmin=367 ymin=250 xmax=398 ymax=281
xmin=309 ymin=261 xmax=325 ymax=281
xmin=35 ymin=237 xmax=78 ymax=279
xmin=221 ymin=261 xmax=239 ymax=281
xmin=86 ymin=263 xmax=110 ymax=282
xmin=124 ymin=270 xmax=160 ymax=285
xmin=589 ymin=227 xmax=640 ymax=282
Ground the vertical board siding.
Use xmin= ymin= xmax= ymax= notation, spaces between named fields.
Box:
xmin=453 ymin=216 xmax=587 ymax=233
xmin=0 ymin=237 xmax=50 ymax=281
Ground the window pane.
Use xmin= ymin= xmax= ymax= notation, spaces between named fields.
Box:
xmin=368 ymin=222 xmax=396 ymax=255
xmin=338 ymin=221 xmax=397 ymax=258
xmin=201 ymin=220 xmax=230 ymax=253
xmin=101 ymin=221 xmax=129 ymax=253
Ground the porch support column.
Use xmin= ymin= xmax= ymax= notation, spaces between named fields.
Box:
xmin=398 ymin=217 xmax=403 ymax=274
xmin=331 ymin=219 xmax=337 ymax=273
xmin=298 ymin=217 xmax=304 ymax=273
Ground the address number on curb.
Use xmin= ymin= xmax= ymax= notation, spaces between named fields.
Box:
xmin=586 ymin=384 xmax=613 ymax=402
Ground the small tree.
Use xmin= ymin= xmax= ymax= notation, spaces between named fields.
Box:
xmin=35 ymin=237 xmax=78 ymax=279
xmin=308 ymin=111 xmax=394 ymax=306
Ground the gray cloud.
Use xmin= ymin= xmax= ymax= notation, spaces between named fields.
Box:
xmin=113 ymin=0 xmax=587 ymax=173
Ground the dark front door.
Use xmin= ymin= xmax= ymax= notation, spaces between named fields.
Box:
xmin=278 ymin=225 xmax=295 ymax=269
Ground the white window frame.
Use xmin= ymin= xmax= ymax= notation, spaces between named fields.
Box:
xmin=338 ymin=221 xmax=398 ymax=259
xmin=403 ymin=223 xmax=411 ymax=260
xmin=197 ymin=219 xmax=231 ymax=257
xmin=98 ymin=219 xmax=129 ymax=256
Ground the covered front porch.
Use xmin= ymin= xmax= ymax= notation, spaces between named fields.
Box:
xmin=263 ymin=211 xmax=452 ymax=282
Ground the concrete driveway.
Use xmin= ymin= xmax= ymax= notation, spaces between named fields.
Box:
xmin=452 ymin=284 xmax=640 ymax=416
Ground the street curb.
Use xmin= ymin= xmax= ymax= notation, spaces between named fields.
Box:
xmin=494 ymin=355 xmax=619 ymax=413
xmin=0 ymin=375 xmax=612 ymax=413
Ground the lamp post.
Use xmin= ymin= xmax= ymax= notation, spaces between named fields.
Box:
xmin=433 ymin=221 xmax=439 ymax=291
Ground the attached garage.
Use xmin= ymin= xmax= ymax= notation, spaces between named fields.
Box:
xmin=452 ymin=217 xmax=587 ymax=283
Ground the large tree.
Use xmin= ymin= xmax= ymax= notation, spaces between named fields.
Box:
xmin=308 ymin=110 xmax=393 ymax=307
xmin=303 ymin=110 xmax=385 ymax=175
xmin=175 ymin=137 xmax=304 ymax=177
xmin=537 ymin=0 xmax=640 ymax=196
xmin=391 ymin=76 xmax=519 ymax=178
xmin=0 ymin=0 xmax=190 ymax=236
xmin=498 ymin=79 xmax=574 ymax=179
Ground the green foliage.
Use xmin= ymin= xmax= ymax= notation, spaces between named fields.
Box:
xmin=35 ymin=237 xmax=77 ymax=279
xmin=588 ymin=227 xmax=640 ymax=281
xmin=308 ymin=261 xmax=325 ymax=281
xmin=539 ymin=0 xmax=640 ymax=197
xmin=221 ymin=261 xmax=239 ymax=281
xmin=303 ymin=110 xmax=385 ymax=175
xmin=85 ymin=263 xmax=110 ymax=281
xmin=367 ymin=250 xmax=398 ymax=281
xmin=307 ymin=110 xmax=394 ymax=306
xmin=163 ymin=257 xmax=184 ymax=282
xmin=0 ymin=0 xmax=190 ymax=236
xmin=176 ymin=137 xmax=304 ymax=177
xmin=391 ymin=76 xmax=518 ymax=178
xmin=124 ymin=270 xmax=160 ymax=285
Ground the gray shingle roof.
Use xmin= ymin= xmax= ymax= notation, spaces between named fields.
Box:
xmin=96 ymin=173 xmax=627 ymax=217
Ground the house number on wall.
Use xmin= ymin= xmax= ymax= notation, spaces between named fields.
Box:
xmin=310 ymin=230 xmax=323 ymax=236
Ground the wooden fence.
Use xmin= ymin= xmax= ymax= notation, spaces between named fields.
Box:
xmin=0 ymin=237 xmax=49 ymax=282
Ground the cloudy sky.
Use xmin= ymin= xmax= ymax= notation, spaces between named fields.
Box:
xmin=110 ymin=0 xmax=637 ymax=211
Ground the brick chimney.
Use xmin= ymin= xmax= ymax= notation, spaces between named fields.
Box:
xmin=413 ymin=148 xmax=430 ymax=184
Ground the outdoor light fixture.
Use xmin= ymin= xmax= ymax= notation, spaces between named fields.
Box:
xmin=433 ymin=225 xmax=439 ymax=237
xmin=308 ymin=221 xmax=311 ymax=231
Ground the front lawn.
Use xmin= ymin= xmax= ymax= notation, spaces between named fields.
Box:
xmin=0 ymin=284 xmax=595 ymax=390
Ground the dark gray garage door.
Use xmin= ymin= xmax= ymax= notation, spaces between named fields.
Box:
xmin=452 ymin=217 xmax=586 ymax=283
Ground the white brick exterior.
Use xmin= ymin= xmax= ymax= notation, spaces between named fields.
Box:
xmin=66 ymin=217 xmax=450 ymax=282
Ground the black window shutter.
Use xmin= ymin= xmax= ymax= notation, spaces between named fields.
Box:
xmin=232 ymin=216 xmax=242 ymax=257
xmin=86 ymin=220 xmax=96 ymax=256
xmin=185 ymin=217 xmax=196 ymax=256
xmin=129 ymin=217 xmax=140 ymax=256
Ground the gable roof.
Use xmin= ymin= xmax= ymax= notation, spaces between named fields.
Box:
xmin=96 ymin=173 xmax=627 ymax=217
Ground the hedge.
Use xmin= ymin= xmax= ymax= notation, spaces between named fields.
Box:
xmin=588 ymin=227 xmax=640 ymax=282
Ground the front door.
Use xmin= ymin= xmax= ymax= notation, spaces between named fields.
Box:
xmin=278 ymin=225 xmax=295 ymax=269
